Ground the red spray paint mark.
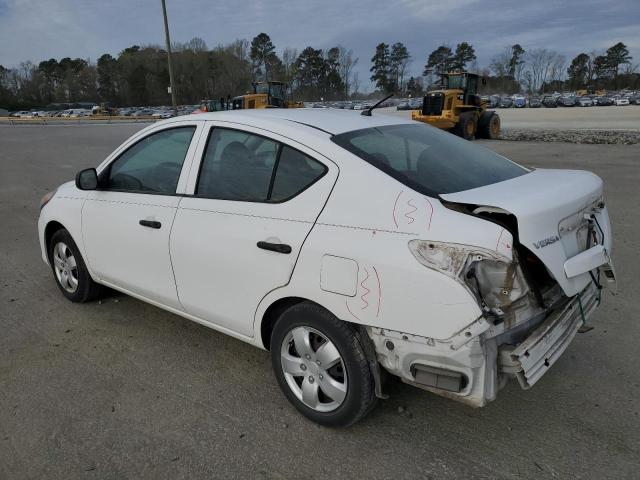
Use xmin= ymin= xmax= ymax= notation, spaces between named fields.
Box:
xmin=360 ymin=267 xmax=370 ymax=310
xmin=405 ymin=199 xmax=417 ymax=224
xmin=392 ymin=191 xmax=402 ymax=228
xmin=425 ymin=197 xmax=434 ymax=231
xmin=373 ymin=266 xmax=382 ymax=318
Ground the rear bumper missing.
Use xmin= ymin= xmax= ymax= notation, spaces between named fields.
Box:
xmin=498 ymin=282 xmax=599 ymax=389
xmin=367 ymin=282 xmax=601 ymax=407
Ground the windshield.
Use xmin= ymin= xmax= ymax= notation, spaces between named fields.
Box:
xmin=331 ymin=123 xmax=528 ymax=196
xmin=445 ymin=75 xmax=465 ymax=89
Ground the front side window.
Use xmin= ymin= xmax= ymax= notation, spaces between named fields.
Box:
xmin=196 ymin=128 xmax=327 ymax=202
xmin=332 ymin=123 xmax=527 ymax=196
xmin=107 ymin=126 xmax=196 ymax=193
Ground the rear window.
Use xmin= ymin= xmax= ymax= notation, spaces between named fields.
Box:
xmin=331 ymin=123 xmax=528 ymax=196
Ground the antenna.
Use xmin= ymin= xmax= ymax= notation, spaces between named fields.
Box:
xmin=361 ymin=93 xmax=394 ymax=116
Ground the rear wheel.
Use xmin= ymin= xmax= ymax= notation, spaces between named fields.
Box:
xmin=49 ymin=229 xmax=103 ymax=302
xmin=455 ymin=111 xmax=478 ymax=140
xmin=478 ymin=111 xmax=501 ymax=139
xmin=271 ymin=302 xmax=377 ymax=427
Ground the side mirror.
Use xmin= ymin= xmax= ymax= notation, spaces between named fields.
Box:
xmin=75 ymin=168 xmax=98 ymax=190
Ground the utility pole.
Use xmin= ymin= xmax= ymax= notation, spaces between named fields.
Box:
xmin=161 ymin=0 xmax=178 ymax=116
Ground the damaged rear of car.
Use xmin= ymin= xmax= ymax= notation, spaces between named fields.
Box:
xmin=332 ymin=123 xmax=616 ymax=407
xmin=437 ymin=169 xmax=616 ymax=397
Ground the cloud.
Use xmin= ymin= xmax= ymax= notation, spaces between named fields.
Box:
xmin=0 ymin=0 xmax=638 ymax=89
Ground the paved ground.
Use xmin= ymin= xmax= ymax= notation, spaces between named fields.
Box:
xmin=1 ymin=124 xmax=639 ymax=479
xmin=383 ymin=105 xmax=640 ymax=131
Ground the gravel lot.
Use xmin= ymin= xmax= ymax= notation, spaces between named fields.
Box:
xmin=1 ymin=124 xmax=639 ymax=479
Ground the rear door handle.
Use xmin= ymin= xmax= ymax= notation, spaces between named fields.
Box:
xmin=139 ymin=219 xmax=161 ymax=229
xmin=257 ymin=241 xmax=292 ymax=254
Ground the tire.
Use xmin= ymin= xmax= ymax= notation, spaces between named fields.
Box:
xmin=48 ymin=228 xmax=103 ymax=302
xmin=454 ymin=111 xmax=477 ymax=140
xmin=478 ymin=111 xmax=500 ymax=139
xmin=271 ymin=302 xmax=377 ymax=427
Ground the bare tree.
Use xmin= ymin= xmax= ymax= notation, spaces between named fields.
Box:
xmin=186 ymin=37 xmax=208 ymax=52
xmin=490 ymin=47 xmax=511 ymax=78
xmin=282 ymin=47 xmax=298 ymax=86
xmin=337 ymin=46 xmax=358 ymax=99
xmin=549 ymin=54 xmax=566 ymax=84
xmin=351 ymin=71 xmax=360 ymax=97
xmin=526 ymin=48 xmax=560 ymax=92
xmin=230 ymin=39 xmax=250 ymax=62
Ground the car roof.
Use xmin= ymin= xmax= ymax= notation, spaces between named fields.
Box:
xmin=184 ymin=108 xmax=413 ymax=136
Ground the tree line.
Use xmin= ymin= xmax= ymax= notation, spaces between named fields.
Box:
xmin=0 ymin=33 xmax=636 ymax=110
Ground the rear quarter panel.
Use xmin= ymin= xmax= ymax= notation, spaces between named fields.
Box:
xmin=255 ymin=149 xmax=511 ymax=342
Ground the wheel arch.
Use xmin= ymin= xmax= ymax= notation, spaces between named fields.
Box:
xmin=260 ymin=295 xmax=387 ymax=399
xmin=44 ymin=220 xmax=67 ymax=258
xmin=258 ymin=295 xmax=357 ymax=351
xmin=259 ymin=296 xmax=312 ymax=351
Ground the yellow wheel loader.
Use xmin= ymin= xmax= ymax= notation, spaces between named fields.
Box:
xmin=231 ymin=81 xmax=303 ymax=110
xmin=91 ymin=102 xmax=119 ymax=116
xmin=411 ymin=72 xmax=500 ymax=140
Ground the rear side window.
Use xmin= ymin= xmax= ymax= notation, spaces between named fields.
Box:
xmin=107 ymin=127 xmax=195 ymax=193
xmin=270 ymin=146 xmax=327 ymax=202
xmin=332 ymin=123 xmax=527 ymax=196
xmin=196 ymin=128 xmax=327 ymax=202
xmin=196 ymin=128 xmax=278 ymax=201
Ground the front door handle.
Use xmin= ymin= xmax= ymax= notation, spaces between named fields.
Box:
xmin=257 ymin=241 xmax=292 ymax=254
xmin=139 ymin=219 xmax=161 ymax=229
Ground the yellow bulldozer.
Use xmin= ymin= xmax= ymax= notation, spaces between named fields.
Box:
xmin=231 ymin=81 xmax=303 ymax=110
xmin=411 ymin=72 xmax=500 ymax=140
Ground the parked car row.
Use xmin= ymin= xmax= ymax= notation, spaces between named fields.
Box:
xmin=8 ymin=90 xmax=639 ymax=119
xmin=9 ymin=108 xmax=92 ymax=118
xmin=117 ymin=105 xmax=199 ymax=117
xmin=484 ymin=91 xmax=640 ymax=108
xmin=7 ymin=105 xmax=203 ymax=119
xmin=306 ymin=99 xmax=402 ymax=110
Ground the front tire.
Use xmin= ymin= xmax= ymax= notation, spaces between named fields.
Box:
xmin=49 ymin=229 xmax=103 ymax=302
xmin=271 ymin=302 xmax=377 ymax=427
xmin=455 ymin=111 xmax=478 ymax=140
xmin=478 ymin=111 xmax=500 ymax=139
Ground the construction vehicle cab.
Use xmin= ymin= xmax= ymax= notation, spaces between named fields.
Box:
xmin=195 ymin=99 xmax=227 ymax=113
xmin=231 ymin=81 xmax=303 ymax=110
xmin=91 ymin=102 xmax=118 ymax=116
xmin=411 ymin=72 xmax=500 ymax=140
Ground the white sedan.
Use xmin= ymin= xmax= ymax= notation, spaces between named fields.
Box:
xmin=38 ymin=109 xmax=616 ymax=426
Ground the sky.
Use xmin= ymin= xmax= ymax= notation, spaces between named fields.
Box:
xmin=1 ymin=0 xmax=639 ymax=90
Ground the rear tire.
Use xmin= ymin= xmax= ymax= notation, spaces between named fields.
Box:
xmin=48 ymin=229 xmax=104 ymax=302
xmin=455 ymin=111 xmax=477 ymax=140
xmin=478 ymin=111 xmax=500 ymax=139
xmin=270 ymin=302 xmax=377 ymax=427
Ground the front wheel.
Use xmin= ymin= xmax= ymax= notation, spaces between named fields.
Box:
xmin=455 ymin=111 xmax=478 ymax=140
xmin=49 ymin=228 xmax=104 ymax=302
xmin=271 ymin=302 xmax=377 ymax=427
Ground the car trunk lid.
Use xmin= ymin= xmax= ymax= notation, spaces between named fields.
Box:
xmin=440 ymin=169 xmax=614 ymax=296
